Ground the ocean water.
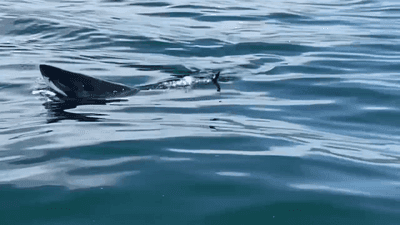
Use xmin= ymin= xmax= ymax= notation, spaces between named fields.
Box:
xmin=1 ymin=0 xmax=400 ymax=224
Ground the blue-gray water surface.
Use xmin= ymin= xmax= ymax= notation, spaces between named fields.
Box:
xmin=1 ymin=0 xmax=400 ymax=224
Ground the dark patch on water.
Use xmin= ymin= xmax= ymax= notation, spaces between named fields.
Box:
xmin=140 ymin=12 xmax=203 ymax=18
xmin=130 ymin=2 xmax=170 ymax=7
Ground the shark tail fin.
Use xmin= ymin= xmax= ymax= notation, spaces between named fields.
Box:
xmin=212 ymin=71 xmax=221 ymax=92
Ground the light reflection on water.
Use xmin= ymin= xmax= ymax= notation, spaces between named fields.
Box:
xmin=0 ymin=0 xmax=400 ymax=224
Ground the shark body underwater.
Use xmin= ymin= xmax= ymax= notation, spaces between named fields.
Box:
xmin=39 ymin=64 xmax=221 ymax=102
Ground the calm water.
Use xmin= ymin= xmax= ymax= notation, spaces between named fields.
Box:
xmin=1 ymin=0 xmax=400 ymax=224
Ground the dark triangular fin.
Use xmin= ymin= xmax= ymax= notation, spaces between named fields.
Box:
xmin=212 ymin=71 xmax=221 ymax=92
xmin=39 ymin=64 xmax=138 ymax=99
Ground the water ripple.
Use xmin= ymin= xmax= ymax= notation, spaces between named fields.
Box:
xmin=0 ymin=0 xmax=400 ymax=223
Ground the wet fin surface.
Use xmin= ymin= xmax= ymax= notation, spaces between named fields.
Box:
xmin=38 ymin=64 xmax=221 ymax=102
xmin=39 ymin=64 xmax=139 ymax=100
xmin=212 ymin=71 xmax=221 ymax=92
